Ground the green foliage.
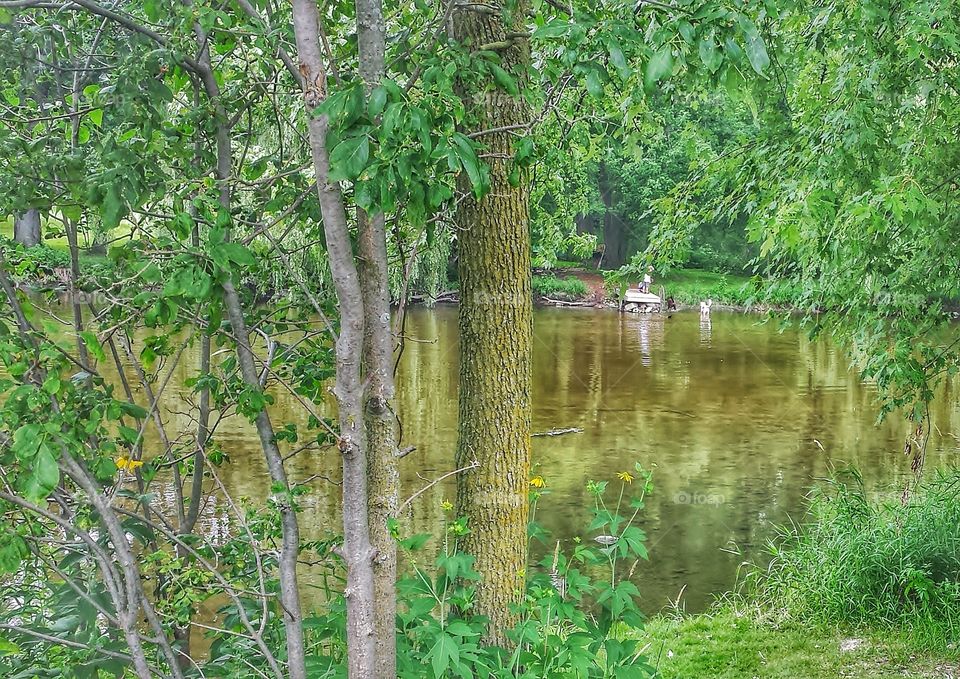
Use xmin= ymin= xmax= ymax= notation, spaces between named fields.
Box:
xmin=389 ymin=465 xmax=656 ymax=678
xmin=532 ymin=274 xmax=588 ymax=299
xmin=0 ymin=466 xmax=657 ymax=678
xmin=0 ymin=238 xmax=70 ymax=281
xmin=750 ymin=470 xmax=960 ymax=649
xmin=649 ymin=0 xmax=960 ymax=414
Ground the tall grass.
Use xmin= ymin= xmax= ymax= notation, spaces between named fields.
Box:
xmin=750 ymin=469 xmax=960 ymax=648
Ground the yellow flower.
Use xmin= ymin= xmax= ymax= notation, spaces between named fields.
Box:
xmin=116 ymin=457 xmax=144 ymax=472
xmin=529 ymin=475 xmax=546 ymax=489
xmin=617 ymin=471 xmax=635 ymax=484
xmin=441 ymin=499 xmax=454 ymax=512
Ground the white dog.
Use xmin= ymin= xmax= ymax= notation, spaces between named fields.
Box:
xmin=700 ymin=298 xmax=713 ymax=315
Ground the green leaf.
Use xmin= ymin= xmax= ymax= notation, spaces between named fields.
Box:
xmin=119 ymin=401 xmax=148 ymax=419
xmin=172 ymin=212 xmax=193 ymax=239
xmin=737 ymin=16 xmax=769 ymax=74
xmin=328 ymin=135 xmax=370 ymax=182
xmin=607 ymin=40 xmax=630 ymax=79
xmin=220 ymin=243 xmax=256 ymax=267
xmin=79 ymin=330 xmax=106 ymax=362
xmin=89 ymin=108 xmax=103 ymax=127
xmin=368 ymin=86 xmax=388 ymax=118
xmin=744 ymin=32 xmax=769 ymax=74
xmin=532 ymin=20 xmax=569 ymax=39
xmin=451 ymin=133 xmax=483 ymax=198
xmin=585 ymin=69 xmax=605 ymax=98
xmin=216 ymin=208 xmax=232 ymax=231
xmin=0 ymin=536 xmax=27 ymax=574
xmin=48 ymin=614 xmax=81 ymax=633
xmin=25 ymin=444 xmax=60 ymax=502
xmin=489 ymin=64 xmax=519 ymax=96
xmin=429 ymin=632 xmax=459 ymax=678
xmin=61 ymin=204 xmax=82 ymax=222
xmin=644 ymin=45 xmax=674 ymax=91
xmin=0 ymin=637 xmax=21 ymax=657
xmin=42 ymin=374 xmax=61 ymax=395
xmin=118 ymin=425 xmax=140 ymax=445
xmin=399 ymin=532 xmax=431 ymax=550
xmin=698 ymin=37 xmax=723 ymax=73
xmin=12 ymin=424 xmax=42 ymax=462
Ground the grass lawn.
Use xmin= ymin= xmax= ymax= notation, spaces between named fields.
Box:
xmin=658 ymin=269 xmax=752 ymax=287
xmin=655 ymin=269 xmax=755 ymax=306
xmin=638 ymin=610 xmax=958 ymax=678
xmin=1 ymin=216 xmax=71 ymax=249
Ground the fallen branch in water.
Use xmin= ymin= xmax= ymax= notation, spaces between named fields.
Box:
xmin=408 ymin=290 xmax=459 ymax=304
xmin=539 ymin=297 xmax=600 ymax=307
xmin=532 ymin=427 xmax=584 ymax=437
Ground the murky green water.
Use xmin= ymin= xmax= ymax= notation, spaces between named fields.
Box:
xmin=153 ymin=306 xmax=957 ymax=614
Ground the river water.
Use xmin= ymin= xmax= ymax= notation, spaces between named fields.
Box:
xmin=150 ymin=306 xmax=957 ymax=614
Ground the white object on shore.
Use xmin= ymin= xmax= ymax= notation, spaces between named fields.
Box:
xmin=700 ymin=298 xmax=713 ymax=315
xmin=622 ymin=290 xmax=662 ymax=313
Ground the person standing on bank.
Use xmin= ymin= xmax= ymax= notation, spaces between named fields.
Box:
xmin=641 ymin=266 xmax=653 ymax=294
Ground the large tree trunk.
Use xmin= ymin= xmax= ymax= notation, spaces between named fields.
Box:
xmin=355 ymin=1 xmax=399 ymax=673
xmin=13 ymin=209 xmax=41 ymax=247
xmin=451 ymin=1 xmax=533 ymax=646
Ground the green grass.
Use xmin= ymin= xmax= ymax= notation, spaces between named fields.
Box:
xmin=0 ymin=217 xmax=70 ymax=250
xmin=648 ymin=269 xmax=803 ymax=308
xmin=656 ymin=269 xmax=753 ymax=306
xmin=639 ymin=609 xmax=958 ymax=678
xmin=635 ymin=470 xmax=960 ymax=677
xmin=532 ymin=274 xmax=588 ymax=299
xmin=750 ymin=469 xmax=960 ymax=650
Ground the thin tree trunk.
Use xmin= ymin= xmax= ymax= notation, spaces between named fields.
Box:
xmin=188 ymin=9 xmax=308 ymax=678
xmin=290 ymin=2 xmax=379 ymax=676
xmin=451 ymin=1 xmax=533 ymax=647
xmin=355 ymin=0 xmax=399 ymax=673
xmin=13 ymin=209 xmax=41 ymax=247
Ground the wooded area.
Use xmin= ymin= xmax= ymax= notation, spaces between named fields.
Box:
xmin=0 ymin=0 xmax=958 ymax=677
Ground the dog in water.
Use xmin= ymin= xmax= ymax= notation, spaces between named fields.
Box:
xmin=700 ymin=298 xmax=713 ymax=315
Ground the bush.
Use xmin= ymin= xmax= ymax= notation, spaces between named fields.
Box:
xmin=0 ymin=464 xmax=658 ymax=678
xmin=390 ymin=465 xmax=656 ymax=678
xmin=750 ymin=469 xmax=960 ymax=648
xmin=0 ymin=238 xmax=70 ymax=281
xmin=532 ymin=274 xmax=588 ymax=299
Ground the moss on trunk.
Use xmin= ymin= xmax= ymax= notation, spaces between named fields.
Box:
xmin=451 ymin=0 xmax=533 ymax=646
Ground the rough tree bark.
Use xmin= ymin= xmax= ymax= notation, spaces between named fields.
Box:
xmin=355 ymin=0 xmax=399 ymax=673
xmin=290 ymin=2 xmax=381 ymax=677
xmin=13 ymin=209 xmax=41 ymax=247
xmin=451 ymin=0 xmax=534 ymax=646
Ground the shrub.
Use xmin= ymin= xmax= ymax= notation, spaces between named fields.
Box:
xmin=532 ymin=275 xmax=588 ymax=299
xmin=0 ymin=238 xmax=70 ymax=281
xmin=0 ymin=465 xmax=657 ymax=678
xmin=750 ymin=469 xmax=960 ymax=648
xmin=392 ymin=465 xmax=656 ymax=678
